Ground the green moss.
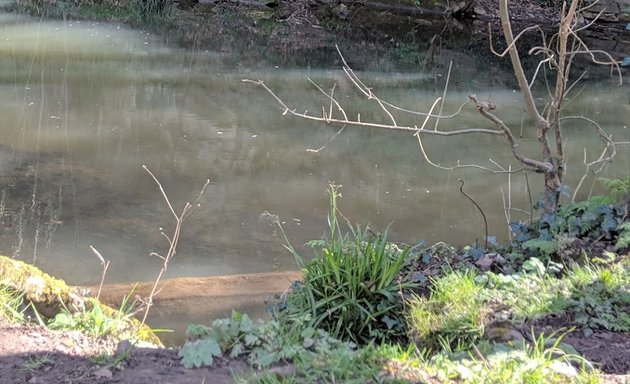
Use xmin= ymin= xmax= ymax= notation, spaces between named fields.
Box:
xmin=0 ymin=255 xmax=79 ymax=318
xmin=0 ymin=255 xmax=162 ymax=345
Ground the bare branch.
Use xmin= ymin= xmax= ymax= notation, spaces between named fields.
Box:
xmin=140 ymin=170 xmax=209 ymax=325
xmin=307 ymin=79 xmax=348 ymax=121
xmin=243 ymin=79 xmax=504 ymax=137
xmin=469 ymin=95 xmax=553 ymax=173
xmin=434 ymin=61 xmax=453 ymax=131
xmin=335 ymin=45 xmax=469 ymax=120
xmin=89 ymin=245 xmax=109 ymax=301
xmin=414 ymin=99 xmax=521 ymax=174
xmin=143 ymin=165 xmax=177 ymax=220
xmin=498 ymin=0 xmax=553 ymax=167
xmin=489 ymin=24 xmax=546 ymax=59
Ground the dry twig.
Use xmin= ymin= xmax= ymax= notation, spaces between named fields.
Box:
xmin=140 ymin=165 xmax=210 ymax=325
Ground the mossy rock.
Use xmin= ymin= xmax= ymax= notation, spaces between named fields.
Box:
xmin=0 ymin=255 xmax=82 ymax=318
xmin=0 ymin=255 xmax=162 ymax=346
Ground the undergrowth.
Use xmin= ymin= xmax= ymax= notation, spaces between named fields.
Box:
xmin=179 ymin=181 xmax=630 ymax=383
xmin=48 ymin=295 xmax=140 ymax=340
xmin=16 ymin=0 xmax=176 ymax=30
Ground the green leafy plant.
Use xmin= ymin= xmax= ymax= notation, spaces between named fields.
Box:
xmin=179 ymin=311 xmax=357 ymax=369
xmin=599 ymin=176 xmax=629 ymax=201
xmin=509 ymin=191 xmax=629 ymax=264
xmin=48 ymin=295 xmax=137 ymax=339
xmin=21 ymin=354 xmax=54 ymax=371
xmin=615 ymin=222 xmax=630 ymax=250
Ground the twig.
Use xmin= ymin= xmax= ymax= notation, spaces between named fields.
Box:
xmin=140 ymin=166 xmax=209 ymax=325
xmin=89 ymin=245 xmax=109 ymax=301
xmin=459 ymin=179 xmax=488 ymax=249
xmin=433 ymin=60 xmax=453 ymax=131
xmin=306 ymin=125 xmax=346 ymax=153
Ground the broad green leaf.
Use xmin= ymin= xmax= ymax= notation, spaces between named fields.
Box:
xmin=179 ymin=338 xmax=222 ymax=368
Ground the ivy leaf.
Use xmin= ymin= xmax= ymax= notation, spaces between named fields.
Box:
xmin=249 ymin=348 xmax=277 ymax=368
xmin=582 ymin=327 xmax=594 ymax=337
xmin=522 ymin=257 xmax=546 ymax=276
xmin=410 ymin=271 xmax=427 ymax=284
xmin=601 ymin=213 xmax=618 ymax=232
xmin=469 ymin=246 xmax=484 ymax=260
xmin=301 ymin=327 xmax=315 ymax=339
xmin=541 ymin=213 xmax=556 ymax=226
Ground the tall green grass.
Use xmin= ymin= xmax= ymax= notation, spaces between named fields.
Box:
xmin=0 ymin=285 xmax=25 ymax=323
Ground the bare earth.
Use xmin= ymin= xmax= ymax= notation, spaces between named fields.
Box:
xmin=0 ymin=317 xmax=252 ymax=383
xmin=0 ymin=271 xmax=301 ymax=383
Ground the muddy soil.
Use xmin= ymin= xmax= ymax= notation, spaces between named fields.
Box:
xmin=0 ymin=317 xmax=253 ymax=383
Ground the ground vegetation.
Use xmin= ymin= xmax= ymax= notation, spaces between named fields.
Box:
xmin=1 ymin=0 xmax=629 ymax=382
xmin=2 ymin=179 xmax=628 ymax=382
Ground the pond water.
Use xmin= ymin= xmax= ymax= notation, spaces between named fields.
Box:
xmin=0 ymin=12 xmax=629 ymax=327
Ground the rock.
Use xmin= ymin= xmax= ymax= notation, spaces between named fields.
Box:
xmin=93 ymin=367 xmax=113 ymax=379
xmin=474 ymin=253 xmax=506 ymax=271
xmin=549 ymin=361 xmax=578 ymax=378
xmin=484 ymin=321 xmax=524 ymax=343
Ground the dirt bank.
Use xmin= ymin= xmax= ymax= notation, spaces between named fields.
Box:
xmin=91 ymin=271 xmax=302 ymax=345
xmin=92 ymin=271 xmax=302 ymax=312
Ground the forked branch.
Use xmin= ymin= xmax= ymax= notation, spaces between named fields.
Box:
xmin=140 ymin=166 xmax=209 ymax=325
xmin=241 ymin=79 xmax=503 ymax=137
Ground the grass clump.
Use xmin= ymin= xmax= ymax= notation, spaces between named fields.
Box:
xmin=407 ymin=270 xmax=485 ymax=352
xmin=407 ymin=334 xmax=599 ymax=384
xmin=283 ymin=229 xmax=414 ymax=344
xmin=187 ymin=183 xmax=629 ymax=381
xmin=277 ymin=185 xmax=417 ymax=344
xmin=0 ymin=284 xmax=25 ymax=323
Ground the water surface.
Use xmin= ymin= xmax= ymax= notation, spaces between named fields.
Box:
xmin=0 ymin=14 xmax=629 ymax=290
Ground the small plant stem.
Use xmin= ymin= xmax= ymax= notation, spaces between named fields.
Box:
xmin=90 ymin=245 xmax=109 ymax=301
xmin=140 ymin=165 xmax=209 ymax=325
xmin=459 ymin=179 xmax=488 ymax=249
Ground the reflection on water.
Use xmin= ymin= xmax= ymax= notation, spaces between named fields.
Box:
xmin=0 ymin=14 xmax=629 ymax=291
